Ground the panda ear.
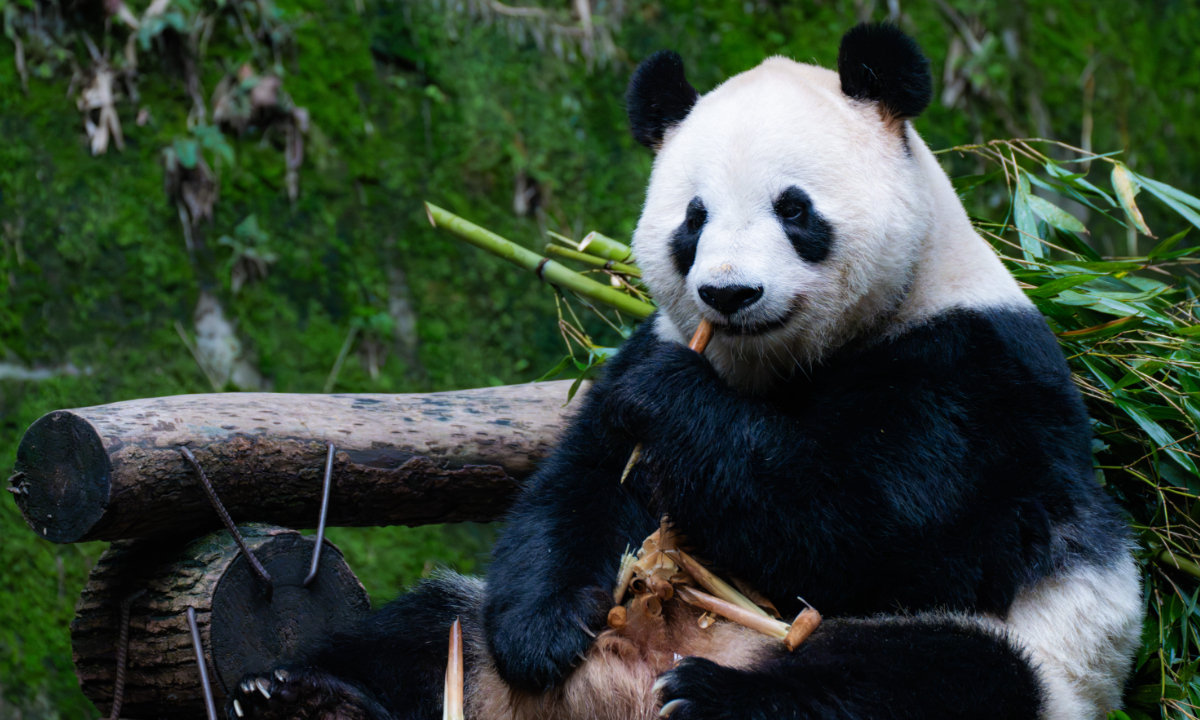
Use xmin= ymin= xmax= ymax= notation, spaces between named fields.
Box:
xmin=837 ymin=23 xmax=933 ymax=121
xmin=626 ymin=51 xmax=700 ymax=151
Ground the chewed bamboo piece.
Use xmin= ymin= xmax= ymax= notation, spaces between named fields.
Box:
xmin=621 ymin=320 xmax=714 ymax=483
xmin=666 ymin=549 xmax=768 ymax=619
xmin=613 ymin=546 xmax=638 ymax=604
xmin=609 ymin=520 xmax=820 ymax=652
xmin=675 ymin=587 xmax=820 ymax=651
xmin=444 ymin=618 xmax=464 ymax=720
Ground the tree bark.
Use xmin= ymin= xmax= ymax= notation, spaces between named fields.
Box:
xmin=10 ymin=381 xmax=581 ymax=543
xmin=72 ymin=525 xmax=371 ymax=720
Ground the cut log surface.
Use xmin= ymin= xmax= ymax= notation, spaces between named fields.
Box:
xmin=72 ymin=525 xmax=370 ymax=720
xmin=11 ymin=381 xmax=580 ymax=543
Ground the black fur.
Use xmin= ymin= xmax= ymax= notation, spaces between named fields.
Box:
xmin=656 ymin=617 xmax=1044 ymax=720
xmin=773 ymin=186 xmax=834 ymax=263
xmin=670 ymin=196 xmax=707 ymax=275
xmin=228 ymin=577 xmax=484 ymax=720
xmin=483 ymin=306 xmax=1126 ymax=700
xmin=627 ymin=51 xmax=700 ymax=149
xmin=838 ymin=23 xmax=933 ymax=120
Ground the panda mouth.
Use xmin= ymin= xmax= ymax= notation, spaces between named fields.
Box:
xmin=715 ymin=309 xmax=795 ymax=336
xmin=710 ymin=296 xmax=803 ymax=336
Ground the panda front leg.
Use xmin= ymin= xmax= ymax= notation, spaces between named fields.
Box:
xmin=228 ymin=574 xmax=487 ymax=720
xmin=653 ymin=616 xmax=1044 ymax=720
xmin=227 ymin=666 xmax=392 ymax=720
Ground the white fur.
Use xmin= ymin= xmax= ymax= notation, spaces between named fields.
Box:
xmin=1005 ymin=556 xmax=1143 ymax=719
xmin=634 ymin=57 xmax=1027 ymax=391
xmin=955 ymin=555 xmax=1143 ymax=719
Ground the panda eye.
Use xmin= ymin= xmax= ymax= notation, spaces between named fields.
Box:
xmin=685 ymin=197 xmax=707 ymax=233
xmin=774 ymin=187 xmax=809 ymax=223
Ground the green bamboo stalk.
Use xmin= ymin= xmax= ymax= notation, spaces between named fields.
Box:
xmin=424 ymin=202 xmax=654 ymax=319
xmin=579 ymin=231 xmax=635 ymax=263
xmin=544 ymin=244 xmax=642 ymax=277
xmin=1154 ymin=548 xmax=1200 ymax=581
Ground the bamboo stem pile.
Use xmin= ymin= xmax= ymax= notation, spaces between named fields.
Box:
xmin=610 ymin=522 xmax=820 ymax=652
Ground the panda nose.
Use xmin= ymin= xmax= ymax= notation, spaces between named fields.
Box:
xmin=698 ymin=284 xmax=764 ymax=316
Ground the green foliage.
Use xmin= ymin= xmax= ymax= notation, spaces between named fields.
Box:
xmin=2 ymin=0 xmax=1199 ymax=717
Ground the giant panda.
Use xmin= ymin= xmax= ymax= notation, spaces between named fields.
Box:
xmin=229 ymin=23 xmax=1142 ymax=720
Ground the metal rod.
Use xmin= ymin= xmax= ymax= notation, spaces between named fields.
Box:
xmin=186 ymin=607 xmax=219 ymax=720
xmin=304 ymin=442 xmax=336 ymax=587
xmin=179 ymin=446 xmax=273 ymax=600
xmin=108 ymin=589 xmax=146 ymax=720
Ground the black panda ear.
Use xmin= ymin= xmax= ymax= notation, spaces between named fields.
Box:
xmin=837 ymin=23 xmax=932 ymax=121
xmin=626 ymin=51 xmax=699 ymax=150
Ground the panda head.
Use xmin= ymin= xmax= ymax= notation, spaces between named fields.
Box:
xmin=628 ymin=24 xmax=937 ymax=390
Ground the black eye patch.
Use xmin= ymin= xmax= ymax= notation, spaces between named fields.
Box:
xmin=773 ymin=186 xmax=833 ymax=263
xmin=670 ymin=196 xmax=706 ymax=275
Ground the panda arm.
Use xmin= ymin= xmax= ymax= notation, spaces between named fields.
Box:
xmin=482 ymin=357 xmax=659 ymax=693
xmin=599 ymin=337 xmax=817 ymax=478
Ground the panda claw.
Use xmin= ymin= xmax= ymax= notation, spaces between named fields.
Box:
xmin=652 ymin=675 xmax=671 ymax=695
xmin=256 ymin=676 xmax=272 ymax=699
xmin=659 ymin=699 xmax=687 ymax=717
xmin=275 ymin=669 xmax=289 ymax=682
xmin=241 ymin=679 xmax=255 ymax=695
xmin=233 ymin=699 xmax=244 ymax=717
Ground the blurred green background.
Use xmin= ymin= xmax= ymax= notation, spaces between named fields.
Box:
xmin=1 ymin=0 xmax=1198 ymax=716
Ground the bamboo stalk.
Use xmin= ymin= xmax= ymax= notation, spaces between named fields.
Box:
xmin=613 ymin=549 xmax=637 ymax=604
xmin=579 ymin=231 xmax=634 ymax=263
xmin=676 ymin=587 xmax=820 ymax=651
xmin=444 ymin=618 xmax=464 ymax=720
xmin=666 ymin=549 xmax=769 ymax=619
xmin=621 ymin=320 xmax=714 ymax=483
xmin=424 ymin=202 xmax=654 ymax=320
xmin=676 ymin=586 xmax=789 ymax=640
xmin=544 ymin=244 xmax=642 ymax=277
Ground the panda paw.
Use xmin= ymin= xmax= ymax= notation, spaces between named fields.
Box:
xmin=653 ymin=657 xmax=772 ymax=720
xmin=601 ymin=341 xmax=717 ymax=440
xmin=226 ymin=667 xmax=389 ymax=720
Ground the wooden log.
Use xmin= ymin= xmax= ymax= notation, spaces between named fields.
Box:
xmin=10 ymin=381 xmax=580 ymax=543
xmin=72 ymin=525 xmax=370 ymax=720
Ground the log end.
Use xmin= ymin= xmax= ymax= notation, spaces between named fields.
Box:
xmin=12 ymin=410 xmax=110 ymax=543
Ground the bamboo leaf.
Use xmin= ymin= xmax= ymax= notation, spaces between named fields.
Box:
xmin=535 ymin=355 xmax=574 ymax=382
xmin=1112 ymin=162 xmax=1154 ymax=237
xmin=1026 ymin=194 xmax=1088 ymax=234
xmin=1137 ymin=176 xmax=1200 ymax=232
xmin=1027 ymin=274 xmax=1101 ymax=298
xmin=1043 ymin=162 xmax=1116 ymax=206
xmin=952 ymin=171 xmax=1001 ymax=194
xmin=1058 ymin=315 xmax=1143 ymax=339
xmin=1149 ymin=229 xmax=1192 ymax=259
xmin=1013 ymin=173 xmax=1044 ymax=259
xmin=1112 ymin=397 xmax=1199 ymax=475
xmin=1135 ymin=174 xmax=1200 ymax=211
xmin=1051 ymin=227 xmax=1103 ymax=261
